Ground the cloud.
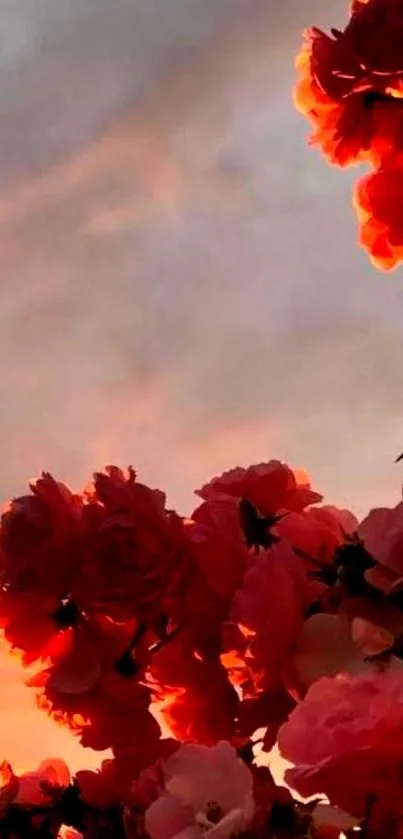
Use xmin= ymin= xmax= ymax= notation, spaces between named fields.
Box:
xmin=1 ymin=0 xmax=403 ymax=768
xmin=0 ymin=0 xmax=402 ymax=512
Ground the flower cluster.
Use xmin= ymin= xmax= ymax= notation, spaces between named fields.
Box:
xmin=3 ymin=459 xmax=403 ymax=837
xmin=294 ymin=0 xmax=403 ymax=271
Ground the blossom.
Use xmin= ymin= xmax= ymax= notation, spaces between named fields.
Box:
xmin=282 ymin=613 xmax=395 ymax=700
xmin=40 ymin=665 xmax=164 ymax=758
xmin=187 ymin=496 xmax=247 ymax=599
xmin=8 ymin=457 xmax=403 ymax=835
xmin=80 ymin=466 xmax=187 ymax=623
xmin=221 ymin=542 xmax=310 ymax=694
xmin=15 ymin=758 xmax=70 ymax=806
xmin=31 ymin=615 xmax=165 ymax=764
xmin=0 ymin=472 xmax=84 ymax=595
xmin=278 ymin=669 xmax=403 ymax=822
xmin=353 ymin=161 xmax=403 ymax=271
xmin=0 ymin=474 xmax=85 ymax=664
xmin=177 ymin=496 xmax=247 ymax=656
xmin=149 ymin=632 xmax=238 ymax=745
xmin=274 ymin=505 xmax=358 ymax=566
xmin=196 ymin=461 xmax=321 ymax=517
xmin=0 ymin=467 xmax=188 ymax=668
xmin=294 ymin=0 xmax=403 ymax=167
xmin=359 ymin=498 xmax=403 ymax=592
xmin=274 ymin=505 xmax=358 ymax=600
xmin=5 ymin=599 xmax=171 ymax=761
xmin=145 ymin=742 xmax=254 ymax=839
xmin=0 ymin=758 xmax=69 ymax=815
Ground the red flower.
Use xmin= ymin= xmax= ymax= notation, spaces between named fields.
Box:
xmin=274 ymin=505 xmax=358 ymax=600
xmin=0 ymin=473 xmax=88 ymax=666
xmin=275 ymin=506 xmax=357 ymax=566
xmin=0 ymin=467 xmax=187 ymax=670
xmin=295 ymin=0 xmax=403 ymax=167
xmin=196 ymin=461 xmax=321 ymax=517
xmin=221 ymin=542 xmax=311 ymax=694
xmin=359 ymin=499 xmax=403 ymax=591
xmin=354 ymin=160 xmax=403 ymax=270
xmin=188 ymin=496 xmax=247 ymax=598
xmin=177 ymin=496 xmax=248 ymax=655
xmin=31 ymin=615 xmax=164 ymax=765
xmin=148 ymin=632 xmax=238 ymax=745
xmin=0 ymin=472 xmax=84 ymax=597
xmin=0 ymin=592 xmax=65 ymax=666
xmin=38 ymin=663 xmax=163 ymax=760
xmin=80 ymin=466 xmax=186 ymax=623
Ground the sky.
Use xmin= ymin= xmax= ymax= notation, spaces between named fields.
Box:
xmin=2 ymin=0 xmax=403 ymax=771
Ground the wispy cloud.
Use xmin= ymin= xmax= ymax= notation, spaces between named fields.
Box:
xmin=1 ymin=0 xmax=403 ymax=767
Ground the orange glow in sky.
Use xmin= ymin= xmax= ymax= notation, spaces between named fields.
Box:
xmin=0 ymin=645 xmax=103 ymax=773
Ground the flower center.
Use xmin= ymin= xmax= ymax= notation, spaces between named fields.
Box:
xmin=239 ymin=498 xmax=281 ymax=551
xmin=196 ymin=801 xmax=224 ymax=827
xmin=51 ymin=596 xmax=81 ymax=628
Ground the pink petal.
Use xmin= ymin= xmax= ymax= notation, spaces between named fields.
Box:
xmin=312 ymin=803 xmax=359 ymax=832
xmin=207 ymin=809 xmax=248 ymax=839
xmin=283 ymin=614 xmax=368 ymax=699
xmin=145 ymin=794 xmax=194 ymax=839
xmin=351 ymin=617 xmax=394 ymax=657
xmin=37 ymin=758 xmax=70 ymax=789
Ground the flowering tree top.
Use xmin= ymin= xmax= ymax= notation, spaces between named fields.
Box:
xmin=3 ymin=1 xmax=403 ymax=838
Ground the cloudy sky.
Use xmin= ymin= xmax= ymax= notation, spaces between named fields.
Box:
xmin=2 ymin=0 xmax=403 ymax=770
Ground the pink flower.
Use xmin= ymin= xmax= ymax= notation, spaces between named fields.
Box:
xmin=145 ymin=742 xmax=255 ymax=839
xmin=278 ymin=670 xmax=403 ymax=820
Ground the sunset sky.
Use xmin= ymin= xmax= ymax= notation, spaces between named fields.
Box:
xmin=2 ymin=0 xmax=403 ymax=772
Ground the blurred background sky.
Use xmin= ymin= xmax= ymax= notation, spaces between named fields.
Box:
xmin=2 ymin=0 xmax=403 ymax=771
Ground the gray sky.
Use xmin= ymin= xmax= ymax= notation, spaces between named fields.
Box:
xmin=2 ymin=0 xmax=403 ymax=773
xmin=1 ymin=0 xmax=403 ymax=519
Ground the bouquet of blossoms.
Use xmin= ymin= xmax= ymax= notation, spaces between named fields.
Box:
xmin=3 ymin=1 xmax=403 ymax=837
